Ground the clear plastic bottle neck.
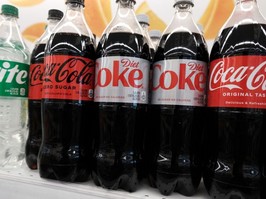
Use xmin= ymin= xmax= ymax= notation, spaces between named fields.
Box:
xmin=236 ymin=0 xmax=256 ymax=4
xmin=118 ymin=0 xmax=134 ymax=9
xmin=66 ymin=2 xmax=83 ymax=16
xmin=0 ymin=14 xmax=27 ymax=48
xmin=140 ymin=23 xmax=149 ymax=32
xmin=223 ymin=0 xmax=265 ymax=28
xmin=140 ymin=22 xmax=155 ymax=50
xmin=46 ymin=19 xmax=61 ymax=34
xmin=103 ymin=0 xmax=142 ymax=35
xmin=174 ymin=1 xmax=193 ymax=13
xmin=54 ymin=2 xmax=93 ymax=38
xmin=38 ymin=19 xmax=61 ymax=44
xmin=163 ymin=2 xmax=200 ymax=35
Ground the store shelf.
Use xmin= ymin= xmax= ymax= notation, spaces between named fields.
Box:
xmin=0 ymin=164 xmax=209 ymax=199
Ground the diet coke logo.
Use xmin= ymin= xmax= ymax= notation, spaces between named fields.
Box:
xmin=153 ymin=62 xmax=206 ymax=92
xmin=43 ymin=57 xmax=94 ymax=85
xmin=95 ymin=59 xmax=143 ymax=88
xmin=209 ymin=60 xmax=266 ymax=91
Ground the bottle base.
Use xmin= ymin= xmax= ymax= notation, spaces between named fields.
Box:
xmin=148 ymin=172 xmax=201 ymax=196
xmin=92 ymin=171 xmax=138 ymax=192
xmin=39 ymin=164 xmax=90 ymax=182
xmin=204 ymin=177 xmax=260 ymax=199
xmin=25 ymin=154 xmax=38 ymax=170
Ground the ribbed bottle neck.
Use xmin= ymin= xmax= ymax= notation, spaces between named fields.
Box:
xmin=174 ymin=2 xmax=193 ymax=13
xmin=162 ymin=1 xmax=200 ymax=35
xmin=65 ymin=2 xmax=83 ymax=18
xmin=0 ymin=14 xmax=21 ymax=42
xmin=222 ymin=0 xmax=265 ymax=29
xmin=117 ymin=0 xmax=135 ymax=9
xmin=236 ymin=0 xmax=257 ymax=4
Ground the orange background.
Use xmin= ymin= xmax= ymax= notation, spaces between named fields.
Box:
xmin=2 ymin=0 xmax=266 ymax=50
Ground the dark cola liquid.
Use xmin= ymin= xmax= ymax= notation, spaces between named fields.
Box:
xmin=38 ymin=33 xmax=96 ymax=182
xmin=203 ymin=24 xmax=266 ymax=199
xmin=148 ymin=32 xmax=209 ymax=196
xmin=26 ymin=43 xmax=46 ymax=170
xmin=92 ymin=32 xmax=150 ymax=192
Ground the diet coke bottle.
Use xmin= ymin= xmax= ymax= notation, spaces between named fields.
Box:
xmin=203 ymin=0 xmax=266 ymax=198
xmin=148 ymin=0 xmax=209 ymax=196
xmin=93 ymin=0 xmax=150 ymax=192
xmin=38 ymin=0 xmax=96 ymax=182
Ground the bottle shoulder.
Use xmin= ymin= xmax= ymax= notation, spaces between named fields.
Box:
xmin=154 ymin=32 xmax=209 ymax=62
xmin=0 ymin=38 xmax=30 ymax=63
xmin=163 ymin=12 xmax=201 ymax=35
xmin=211 ymin=23 xmax=266 ymax=59
xmin=45 ymin=32 xmax=96 ymax=59
xmin=53 ymin=9 xmax=93 ymax=38
xmin=223 ymin=2 xmax=266 ymax=29
xmin=96 ymin=32 xmax=150 ymax=60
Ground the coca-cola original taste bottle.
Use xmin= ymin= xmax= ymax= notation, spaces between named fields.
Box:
xmin=93 ymin=0 xmax=150 ymax=192
xmin=204 ymin=0 xmax=266 ymax=198
xmin=38 ymin=0 xmax=96 ymax=182
xmin=26 ymin=9 xmax=63 ymax=170
xmin=148 ymin=0 xmax=209 ymax=196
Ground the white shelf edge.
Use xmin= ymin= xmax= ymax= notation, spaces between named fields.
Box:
xmin=0 ymin=164 xmax=209 ymax=199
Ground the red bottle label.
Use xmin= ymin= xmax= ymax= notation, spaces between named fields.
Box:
xmin=208 ymin=56 xmax=266 ymax=109
xmin=42 ymin=55 xmax=95 ymax=101
xmin=29 ymin=63 xmax=43 ymax=100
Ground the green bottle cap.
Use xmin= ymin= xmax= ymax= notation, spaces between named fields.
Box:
xmin=1 ymin=4 xmax=19 ymax=18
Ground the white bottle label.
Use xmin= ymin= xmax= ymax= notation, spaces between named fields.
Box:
xmin=94 ymin=56 xmax=150 ymax=104
xmin=151 ymin=59 xmax=207 ymax=106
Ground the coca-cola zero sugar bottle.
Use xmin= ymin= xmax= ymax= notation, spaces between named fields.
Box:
xmin=148 ymin=0 xmax=209 ymax=196
xmin=93 ymin=0 xmax=150 ymax=192
xmin=26 ymin=9 xmax=63 ymax=170
xmin=204 ymin=0 xmax=266 ymax=198
xmin=38 ymin=0 xmax=96 ymax=182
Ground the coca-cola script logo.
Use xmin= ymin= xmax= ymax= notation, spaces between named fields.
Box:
xmin=43 ymin=57 xmax=94 ymax=85
xmin=208 ymin=56 xmax=266 ymax=109
xmin=95 ymin=59 xmax=144 ymax=88
xmin=153 ymin=62 xmax=206 ymax=91
xmin=30 ymin=64 xmax=43 ymax=86
xmin=209 ymin=60 xmax=266 ymax=91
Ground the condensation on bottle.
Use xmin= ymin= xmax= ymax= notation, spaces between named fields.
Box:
xmin=0 ymin=4 xmax=30 ymax=169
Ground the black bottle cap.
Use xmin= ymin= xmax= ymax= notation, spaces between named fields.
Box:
xmin=65 ymin=0 xmax=85 ymax=7
xmin=174 ymin=0 xmax=194 ymax=7
xmin=116 ymin=0 xmax=136 ymax=4
xmin=48 ymin=9 xmax=64 ymax=20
